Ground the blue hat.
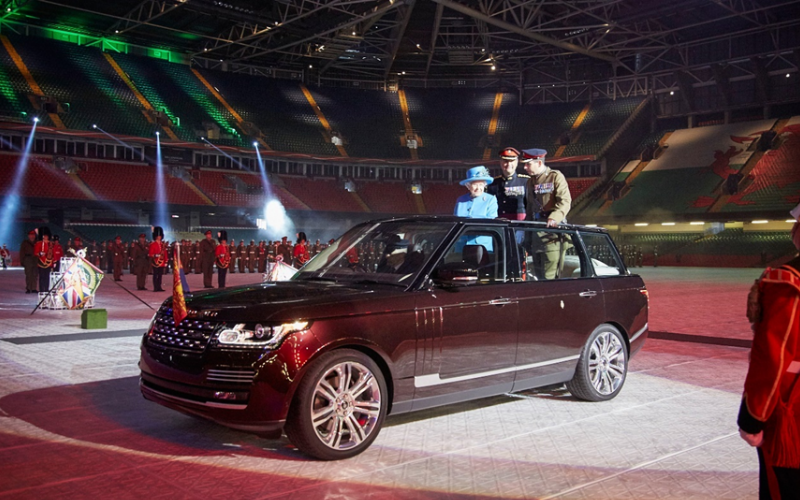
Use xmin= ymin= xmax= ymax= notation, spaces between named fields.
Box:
xmin=460 ymin=166 xmax=494 ymax=186
xmin=521 ymin=148 xmax=547 ymax=163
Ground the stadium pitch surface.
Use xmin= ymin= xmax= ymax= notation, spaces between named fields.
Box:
xmin=0 ymin=266 xmax=761 ymax=499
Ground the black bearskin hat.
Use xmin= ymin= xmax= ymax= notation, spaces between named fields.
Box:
xmin=217 ymin=230 xmax=228 ymax=243
xmin=152 ymin=226 xmax=164 ymax=240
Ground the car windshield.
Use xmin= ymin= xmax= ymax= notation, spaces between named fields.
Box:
xmin=294 ymin=221 xmax=454 ymax=285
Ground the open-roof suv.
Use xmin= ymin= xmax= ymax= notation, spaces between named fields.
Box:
xmin=140 ymin=217 xmax=648 ymax=460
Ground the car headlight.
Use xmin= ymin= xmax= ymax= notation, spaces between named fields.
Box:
xmin=215 ymin=320 xmax=309 ymax=349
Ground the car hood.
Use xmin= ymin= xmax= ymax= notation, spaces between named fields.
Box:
xmin=178 ymin=280 xmax=396 ymax=323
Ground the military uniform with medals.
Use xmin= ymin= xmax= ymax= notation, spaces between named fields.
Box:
xmin=523 ymin=149 xmax=572 ymax=280
xmin=488 ymin=147 xmax=529 ymax=221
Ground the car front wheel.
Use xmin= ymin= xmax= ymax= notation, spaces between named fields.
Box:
xmin=567 ymin=324 xmax=628 ymax=402
xmin=285 ymin=349 xmax=387 ymax=460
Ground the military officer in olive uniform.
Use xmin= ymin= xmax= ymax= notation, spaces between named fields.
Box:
xmin=523 ymin=148 xmax=571 ymax=226
xmin=228 ymin=239 xmax=237 ymax=273
xmin=199 ymin=230 xmax=216 ymax=288
xmin=488 ymin=147 xmax=529 ymax=221
xmin=523 ymin=148 xmax=572 ymax=280
xmin=247 ymin=240 xmax=257 ymax=273
xmin=237 ymin=241 xmax=246 ymax=273
xmin=132 ymin=233 xmax=150 ymax=290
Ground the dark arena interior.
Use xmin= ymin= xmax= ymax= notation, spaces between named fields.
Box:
xmin=1 ymin=0 xmax=799 ymax=498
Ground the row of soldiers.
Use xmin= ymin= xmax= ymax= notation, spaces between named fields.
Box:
xmin=75 ymin=235 xmax=327 ymax=277
xmin=19 ymin=227 xmax=328 ymax=294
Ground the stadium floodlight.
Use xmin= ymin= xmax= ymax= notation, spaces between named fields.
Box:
xmin=690 ymin=221 xmax=705 ymax=225
xmin=253 ymin=141 xmax=259 ymax=147
xmin=32 ymin=117 xmax=39 ymax=123
xmin=155 ymin=131 xmax=160 ymax=136
xmin=751 ymin=220 xmax=769 ymax=224
xmin=634 ymin=223 xmax=649 ymax=227
xmin=92 ymin=124 xmax=97 ymax=129
xmin=661 ymin=222 xmax=676 ymax=226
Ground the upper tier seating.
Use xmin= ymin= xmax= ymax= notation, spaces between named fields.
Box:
xmin=0 ymin=48 xmax=31 ymax=120
xmin=599 ymin=119 xmax=778 ymax=217
xmin=719 ymin=120 xmax=800 ymax=213
xmin=307 ymin=86 xmax=409 ymax=159
xmin=3 ymin=35 xmax=153 ymax=136
xmin=77 ymin=161 xmax=207 ymax=205
xmin=405 ymin=88 xmax=496 ymax=160
xmin=0 ymin=153 xmax=90 ymax=200
xmin=198 ymin=71 xmax=337 ymax=156
xmin=0 ymin=34 xmax=647 ymax=163
xmin=496 ymin=98 xmax=584 ymax=157
xmin=112 ymin=53 xmax=243 ymax=145
xmin=563 ymin=97 xmax=644 ymax=158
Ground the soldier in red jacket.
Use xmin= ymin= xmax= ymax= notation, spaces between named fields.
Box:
xmin=148 ymin=227 xmax=168 ymax=292
xmin=739 ymin=205 xmax=800 ymax=499
xmin=33 ymin=227 xmax=54 ymax=293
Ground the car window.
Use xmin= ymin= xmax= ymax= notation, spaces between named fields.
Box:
xmin=515 ymin=228 xmax=584 ymax=281
xmin=435 ymin=227 xmax=508 ymax=284
xmin=297 ymin=221 xmax=452 ymax=284
xmin=579 ymin=232 xmax=625 ymax=276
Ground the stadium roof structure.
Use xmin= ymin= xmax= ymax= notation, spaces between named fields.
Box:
xmin=1 ymin=0 xmax=799 ymax=86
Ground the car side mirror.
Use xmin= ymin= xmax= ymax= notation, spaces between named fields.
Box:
xmin=432 ymin=263 xmax=479 ymax=287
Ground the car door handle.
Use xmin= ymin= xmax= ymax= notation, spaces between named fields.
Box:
xmin=489 ymin=298 xmax=513 ymax=306
xmin=579 ymin=290 xmax=598 ymax=298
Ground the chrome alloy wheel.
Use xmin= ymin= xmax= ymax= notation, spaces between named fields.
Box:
xmin=310 ymin=361 xmax=382 ymax=451
xmin=588 ymin=331 xmax=626 ymax=395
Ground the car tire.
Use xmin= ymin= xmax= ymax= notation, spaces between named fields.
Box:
xmin=567 ymin=324 xmax=628 ymax=402
xmin=285 ymin=349 xmax=388 ymax=460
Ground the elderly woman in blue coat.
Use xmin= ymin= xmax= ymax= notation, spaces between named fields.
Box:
xmin=454 ymin=166 xmax=498 ymax=219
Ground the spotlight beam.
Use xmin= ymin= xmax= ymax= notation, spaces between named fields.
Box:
xmin=0 ymin=119 xmax=38 ymax=246
xmin=253 ymin=142 xmax=274 ymax=199
xmin=155 ymin=132 xmax=169 ymax=232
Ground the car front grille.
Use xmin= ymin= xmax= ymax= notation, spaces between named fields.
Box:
xmin=147 ymin=306 xmax=221 ymax=353
xmin=206 ymin=368 xmax=256 ymax=384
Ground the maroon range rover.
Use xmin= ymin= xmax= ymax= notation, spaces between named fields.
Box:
xmin=140 ymin=217 xmax=648 ymax=460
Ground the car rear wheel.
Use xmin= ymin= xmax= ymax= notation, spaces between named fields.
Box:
xmin=285 ymin=349 xmax=387 ymax=460
xmin=567 ymin=324 xmax=627 ymax=402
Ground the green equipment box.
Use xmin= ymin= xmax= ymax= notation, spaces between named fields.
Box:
xmin=81 ymin=308 xmax=107 ymax=329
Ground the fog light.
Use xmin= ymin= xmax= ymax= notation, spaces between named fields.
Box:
xmin=214 ymin=391 xmax=237 ymax=400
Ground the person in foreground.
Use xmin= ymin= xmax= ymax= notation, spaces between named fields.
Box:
xmin=739 ymin=202 xmax=800 ymax=500
xmin=454 ymin=166 xmax=498 ymax=219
